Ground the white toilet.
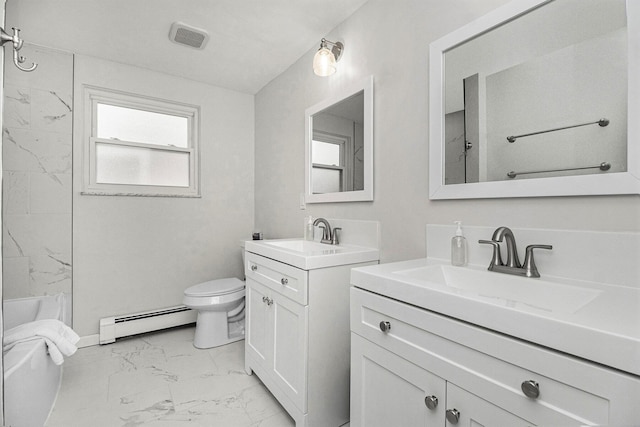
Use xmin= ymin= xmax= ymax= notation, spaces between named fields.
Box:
xmin=183 ymin=277 xmax=245 ymax=349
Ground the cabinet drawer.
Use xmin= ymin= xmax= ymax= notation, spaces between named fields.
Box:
xmin=246 ymin=252 xmax=308 ymax=305
xmin=350 ymin=287 xmax=612 ymax=426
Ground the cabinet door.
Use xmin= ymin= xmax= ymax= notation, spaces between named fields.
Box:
xmin=246 ymin=278 xmax=271 ymax=366
xmin=351 ymin=334 xmax=446 ymax=427
xmin=272 ymin=291 xmax=308 ymax=412
xmin=446 ymin=383 xmax=533 ymax=427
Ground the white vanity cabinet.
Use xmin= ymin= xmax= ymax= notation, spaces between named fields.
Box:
xmin=350 ymin=287 xmax=640 ymax=427
xmin=246 ymin=277 xmax=307 ymax=411
xmin=245 ymin=251 xmax=376 ymax=427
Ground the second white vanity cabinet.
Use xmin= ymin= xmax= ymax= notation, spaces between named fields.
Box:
xmin=245 ymin=250 xmax=377 ymax=427
xmin=350 ymin=286 xmax=640 ymax=426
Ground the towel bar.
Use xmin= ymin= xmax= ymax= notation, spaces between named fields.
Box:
xmin=507 ymin=162 xmax=611 ymax=178
xmin=507 ymin=119 xmax=609 ymax=143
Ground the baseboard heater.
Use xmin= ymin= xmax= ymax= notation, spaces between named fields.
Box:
xmin=99 ymin=305 xmax=197 ymax=344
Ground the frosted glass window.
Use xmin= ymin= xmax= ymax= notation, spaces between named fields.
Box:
xmin=312 ymin=169 xmax=342 ymax=193
xmin=95 ymin=143 xmax=189 ymax=187
xmin=312 ymin=140 xmax=341 ymax=166
xmin=84 ymin=87 xmax=199 ymax=196
xmin=97 ymin=103 xmax=188 ymax=147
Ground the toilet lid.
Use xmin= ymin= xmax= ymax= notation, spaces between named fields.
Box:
xmin=184 ymin=278 xmax=244 ymax=297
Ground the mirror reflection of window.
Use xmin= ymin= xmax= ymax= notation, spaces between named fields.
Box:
xmin=310 ymin=91 xmax=364 ymax=194
xmin=312 ymin=139 xmax=341 ymax=165
xmin=312 ymin=134 xmax=347 ymax=193
xmin=305 ymin=77 xmax=373 ymax=203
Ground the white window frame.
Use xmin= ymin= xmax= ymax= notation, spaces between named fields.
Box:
xmin=311 ymin=131 xmax=354 ymax=193
xmin=82 ymin=86 xmax=200 ymax=197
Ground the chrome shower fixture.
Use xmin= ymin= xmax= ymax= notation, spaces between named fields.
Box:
xmin=0 ymin=27 xmax=37 ymax=72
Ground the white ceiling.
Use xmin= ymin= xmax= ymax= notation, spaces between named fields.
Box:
xmin=5 ymin=0 xmax=369 ymax=94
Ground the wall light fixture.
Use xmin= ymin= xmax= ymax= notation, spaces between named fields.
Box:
xmin=313 ymin=38 xmax=344 ymax=76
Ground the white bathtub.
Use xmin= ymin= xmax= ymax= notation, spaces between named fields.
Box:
xmin=4 ymin=294 xmax=71 ymax=427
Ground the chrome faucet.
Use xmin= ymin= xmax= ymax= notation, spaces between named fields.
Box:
xmin=479 ymin=227 xmax=552 ymax=278
xmin=312 ymin=218 xmax=341 ymax=245
xmin=491 ymin=226 xmax=520 ymax=268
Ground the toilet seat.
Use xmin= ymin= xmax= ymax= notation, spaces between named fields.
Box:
xmin=184 ymin=278 xmax=244 ymax=297
xmin=183 ymin=277 xmax=246 ymax=349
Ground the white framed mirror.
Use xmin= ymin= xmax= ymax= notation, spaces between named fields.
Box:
xmin=305 ymin=75 xmax=373 ymax=203
xmin=429 ymin=0 xmax=640 ymax=199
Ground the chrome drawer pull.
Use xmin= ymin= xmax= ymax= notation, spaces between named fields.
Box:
xmin=445 ymin=408 xmax=460 ymax=424
xmin=521 ymin=380 xmax=540 ymax=399
xmin=251 ymin=265 xmax=258 ymax=271
xmin=424 ymin=395 xmax=438 ymax=410
xmin=281 ymin=278 xmax=288 ymax=285
xmin=266 ymin=297 xmax=273 ymax=306
xmin=379 ymin=321 xmax=391 ymax=332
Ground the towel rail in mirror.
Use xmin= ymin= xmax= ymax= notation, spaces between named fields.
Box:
xmin=428 ymin=0 xmax=640 ymax=199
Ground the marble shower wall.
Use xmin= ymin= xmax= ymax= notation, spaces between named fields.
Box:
xmin=2 ymin=44 xmax=73 ymax=299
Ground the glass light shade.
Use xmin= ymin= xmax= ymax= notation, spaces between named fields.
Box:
xmin=313 ymin=47 xmax=337 ymax=76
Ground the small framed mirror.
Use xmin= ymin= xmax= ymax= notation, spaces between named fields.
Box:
xmin=305 ymin=75 xmax=373 ymax=203
xmin=429 ymin=0 xmax=640 ymax=199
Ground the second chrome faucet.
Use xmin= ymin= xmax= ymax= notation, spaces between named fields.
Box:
xmin=479 ymin=226 xmax=552 ymax=278
xmin=313 ymin=218 xmax=341 ymax=245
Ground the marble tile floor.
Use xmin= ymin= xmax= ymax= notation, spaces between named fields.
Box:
xmin=45 ymin=325 xmax=296 ymax=427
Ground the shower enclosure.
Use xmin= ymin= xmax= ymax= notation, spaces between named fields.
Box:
xmin=2 ymin=42 xmax=72 ymax=302
xmin=1 ymin=10 xmax=74 ymax=423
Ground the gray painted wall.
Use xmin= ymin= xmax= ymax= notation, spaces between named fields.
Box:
xmin=254 ymin=0 xmax=639 ymax=265
xmin=73 ymin=56 xmax=254 ymax=336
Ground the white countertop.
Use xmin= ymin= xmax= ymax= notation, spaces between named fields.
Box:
xmin=351 ymin=258 xmax=640 ymax=377
xmin=245 ymin=238 xmax=379 ymax=270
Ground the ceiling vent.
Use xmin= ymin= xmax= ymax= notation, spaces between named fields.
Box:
xmin=169 ymin=22 xmax=209 ymax=50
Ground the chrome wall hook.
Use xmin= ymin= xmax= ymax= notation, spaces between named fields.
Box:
xmin=0 ymin=27 xmax=37 ymax=72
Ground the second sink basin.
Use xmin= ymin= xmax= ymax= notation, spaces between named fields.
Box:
xmin=245 ymin=238 xmax=379 ymax=270
xmin=261 ymin=239 xmax=345 ymax=254
xmin=395 ymin=264 xmax=601 ymax=314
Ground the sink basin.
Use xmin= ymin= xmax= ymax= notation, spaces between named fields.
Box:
xmin=351 ymin=257 xmax=639 ymax=377
xmin=245 ymin=239 xmax=379 ymax=270
xmin=395 ymin=264 xmax=602 ymax=314
xmin=262 ymin=239 xmax=345 ymax=254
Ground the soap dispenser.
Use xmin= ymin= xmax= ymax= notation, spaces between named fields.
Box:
xmin=304 ymin=216 xmax=314 ymax=241
xmin=451 ymin=221 xmax=468 ymax=266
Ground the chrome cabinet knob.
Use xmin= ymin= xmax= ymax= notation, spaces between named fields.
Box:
xmin=281 ymin=278 xmax=288 ymax=285
xmin=266 ymin=297 xmax=273 ymax=306
xmin=379 ymin=321 xmax=391 ymax=332
xmin=424 ymin=395 xmax=438 ymax=410
xmin=262 ymin=296 xmax=267 ymax=303
xmin=251 ymin=265 xmax=258 ymax=271
xmin=521 ymin=380 xmax=540 ymax=399
xmin=445 ymin=408 xmax=460 ymax=424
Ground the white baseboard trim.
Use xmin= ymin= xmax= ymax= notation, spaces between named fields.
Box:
xmin=77 ymin=334 xmax=100 ymax=348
